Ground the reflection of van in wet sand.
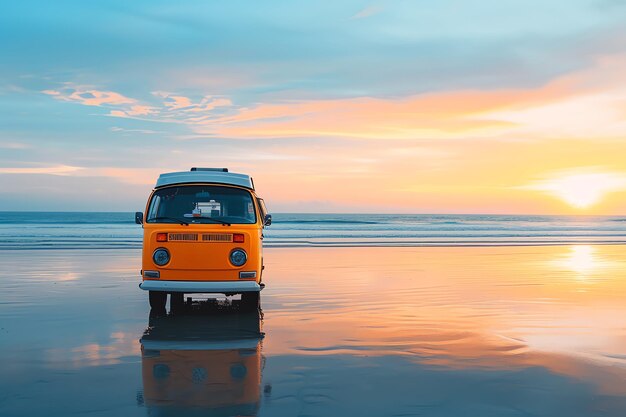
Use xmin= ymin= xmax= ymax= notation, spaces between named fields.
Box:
xmin=135 ymin=168 xmax=271 ymax=311
xmin=140 ymin=312 xmax=264 ymax=416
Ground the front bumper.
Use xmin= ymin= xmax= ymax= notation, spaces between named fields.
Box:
xmin=139 ymin=280 xmax=261 ymax=293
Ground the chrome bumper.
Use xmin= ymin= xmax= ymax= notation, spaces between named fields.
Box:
xmin=139 ymin=280 xmax=261 ymax=293
xmin=140 ymin=338 xmax=261 ymax=351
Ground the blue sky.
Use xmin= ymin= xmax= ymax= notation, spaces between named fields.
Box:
xmin=2 ymin=1 xmax=626 ymax=213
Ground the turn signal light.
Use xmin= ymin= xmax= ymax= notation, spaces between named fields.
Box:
xmin=156 ymin=233 xmax=168 ymax=242
xmin=233 ymin=233 xmax=245 ymax=243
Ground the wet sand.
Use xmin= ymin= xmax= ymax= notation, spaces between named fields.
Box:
xmin=1 ymin=245 xmax=626 ymax=416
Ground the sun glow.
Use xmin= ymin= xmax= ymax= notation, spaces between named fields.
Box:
xmin=551 ymin=245 xmax=619 ymax=279
xmin=563 ymin=245 xmax=596 ymax=276
xmin=525 ymin=171 xmax=626 ymax=209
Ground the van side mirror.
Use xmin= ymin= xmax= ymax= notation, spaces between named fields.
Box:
xmin=264 ymin=214 xmax=272 ymax=226
xmin=135 ymin=212 xmax=144 ymax=224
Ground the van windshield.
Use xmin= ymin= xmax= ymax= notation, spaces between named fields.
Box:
xmin=146 ymin=185 xmax=257 ymax=224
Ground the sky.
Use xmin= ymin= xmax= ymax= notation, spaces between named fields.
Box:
xmin=1 ymin=0 xmax=626 ymax=214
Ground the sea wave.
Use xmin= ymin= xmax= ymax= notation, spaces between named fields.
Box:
xmin=271 ymin=219 xmax=380 ymax=225
xmin=2 ymin=212 xmax=626 ymax=249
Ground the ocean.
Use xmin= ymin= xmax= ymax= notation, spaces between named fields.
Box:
xmin=1 ymin=211 xmax=626 ymax=249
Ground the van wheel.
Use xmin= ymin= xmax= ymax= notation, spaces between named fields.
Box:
xmin=170 ymin=292 xmax=185 ymax=313
xmin=241 ymin=292 xmax=260 ymax=311
xmin=149 ymin=291 xmax=167 ymax=310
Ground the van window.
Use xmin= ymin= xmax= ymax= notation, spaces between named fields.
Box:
xmin=146 ymin=185 xmax=256 ymax=224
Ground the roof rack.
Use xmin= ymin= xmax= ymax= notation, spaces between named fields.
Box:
xmin=190 ymin=167 xmax=229 ymax=172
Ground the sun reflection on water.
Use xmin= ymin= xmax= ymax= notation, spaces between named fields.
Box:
xmin=550 ymin=244 xmax=622 ymax=280
xmin=562 ymin=245 xmax=597 ymax=277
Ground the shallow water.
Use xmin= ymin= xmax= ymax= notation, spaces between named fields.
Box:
xmin=1 ymin=245 xmax=626 ymax=416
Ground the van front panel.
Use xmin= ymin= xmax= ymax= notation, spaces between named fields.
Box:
xmin=142 ymin=224 xmax=262 ymax=282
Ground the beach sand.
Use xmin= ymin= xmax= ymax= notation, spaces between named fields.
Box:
xmin=1 ymin=245 xmax=626 ymax=416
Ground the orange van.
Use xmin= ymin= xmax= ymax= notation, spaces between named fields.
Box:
xmin=135 ymin=168 xmax=271 ymax=311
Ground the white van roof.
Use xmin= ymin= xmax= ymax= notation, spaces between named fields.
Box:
xmin=155 ymin=168 xmax=254 ymax=190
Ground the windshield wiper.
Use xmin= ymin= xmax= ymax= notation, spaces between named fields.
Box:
xmin=200 ymin=218 xmax=231 ymax=226
xmin=148 ymin=216 xmax=189 ymax=226
xmin=174 ymin=215 xmax=231 ymax=226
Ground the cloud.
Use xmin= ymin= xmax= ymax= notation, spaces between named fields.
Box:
xmin=184 ymin=75 xmax=575 ymax=139
xmin=0 ymin=164 xmax=159 ymax=186
xmin=44 ymin=88 xmax=136 ymax=106
xmin=351 ymin=5 xmax=384 ymax=20
xmin=154 ymin=92 xmax=193 ymax=109
xmin=186 ymin=52 xmax=626 ymax=140
xmin=109 ymin=105 xmax=159 ymax=118
xmin=152 ymin=91 xmax=233 ymax=114
xmin=0 ymin=141 xmax=31 ymax=149
xmin=195 ymin=95 xmax=515 ymax=139
xmin=127 ymin=105 xmax=157 ymax=115
xmin=0 ymin=164 xmax=83 ymax=175
xmin=91 ymin=167 xmax=159 ymax=185
xmin=110 ymin=127 xmax=161 ymax=134
xmin=39 ymin=52 xmax=626 ymax=143
xmin=43 ymin=85 xmax=235 ymax=126
xmin=487 ymin=54 xmax=626 ymax=139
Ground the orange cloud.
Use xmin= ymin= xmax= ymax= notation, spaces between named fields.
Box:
xmin=109 ymin=105 xmax=158 ymax=118
xmin=44 ymin=88 xmax=136 ymax=106
xmin=153 ymin=91 xmax=233 ymax=114
xmin=161 ymin=94 xmax=192 ymax=109
xmin=187 ymin=71 xmax=578 ymax=139
xmin=93 ymin=167 xmax=160 ymax=185
xmin=184 ymin=53 xmax=625 ymax=140
xmin=44 ymin=53 xmax=626 ymax=144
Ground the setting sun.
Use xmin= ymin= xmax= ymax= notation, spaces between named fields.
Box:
xmin=525 ymin=171 xmax=626 ymax=209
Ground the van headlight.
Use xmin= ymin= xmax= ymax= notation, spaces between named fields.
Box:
xmin=229 ymin=249 xmax=247 ymax=266
xmin=153 ymin=248 xmax=170 ymax=266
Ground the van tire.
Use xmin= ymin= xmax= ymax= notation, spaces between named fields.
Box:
xmin=170 ymin=292 xmax=185 ymax=313
xmin=241 ymin=292 xmax=260 ymax=311
xmin=149 ymin=291 xmax=167 ymax=310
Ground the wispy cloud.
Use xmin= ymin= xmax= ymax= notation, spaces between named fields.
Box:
xmin=109 ymin=127 xmax=161 ymax=134
xmin=156 ymin=92 xmax=193 ymax=110
xmin=0 ymin=141 xmax=31 ymax=149
xmin=43 ymin=88 xmax=135 ymax=106
xmin=41 ymin=50 xmax=626 ymax=143
xmin=43 ymin=85 xmax=160 ymax=119
xmin=351 ymin=4 xmax=384 ymax=20
xmin=109 ymin=105 xmax=158 ymax=117
xmin=0 ymin=164 xmax=83 ymax=175
xmin=43 ymin=85 xmax=235 ymax=126
xmin=150 ymin=91 xmax=233 ymax=118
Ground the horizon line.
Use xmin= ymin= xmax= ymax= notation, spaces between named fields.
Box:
xmin=0 ymin=210 xmax=623 ymax=217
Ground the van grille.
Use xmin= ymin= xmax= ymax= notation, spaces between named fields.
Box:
xmin=168 ymin=233 xmax=198 ymax=241
xmin=202 ymin=233 xmax=233 ymax=242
